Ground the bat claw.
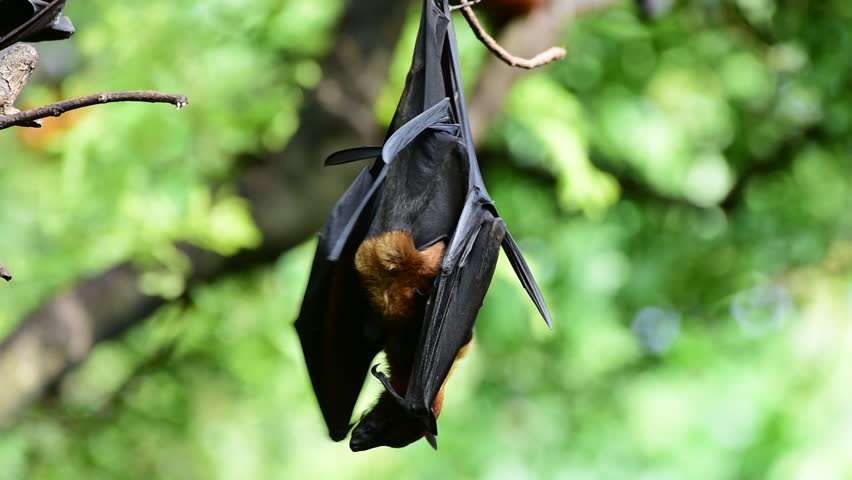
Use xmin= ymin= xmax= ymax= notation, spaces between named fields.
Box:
xmin=371 ymin=364 xmax=407 ymax=405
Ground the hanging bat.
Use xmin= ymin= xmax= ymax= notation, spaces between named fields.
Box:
xmin=294 ymin=0 xmax=552 ymax=451
xmin=0 ymin=0 xmax=75 ymax=52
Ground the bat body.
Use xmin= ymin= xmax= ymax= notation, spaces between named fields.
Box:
xmin=0 ymin=0 xmax=75 ymax=51
xmin=295 ymin=0 xmax=552 ymax=451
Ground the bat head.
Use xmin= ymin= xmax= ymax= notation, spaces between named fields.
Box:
xmin=349 ymin=395 xmax=436 ymax=451
xmin=354 ymin=231 xmax=444 ymax=321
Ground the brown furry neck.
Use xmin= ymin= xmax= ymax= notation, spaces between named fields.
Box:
xmin=354 ymin=231 xmax=445 ymax=322
xmin=353 ymin=231 xmax=474 ymax=449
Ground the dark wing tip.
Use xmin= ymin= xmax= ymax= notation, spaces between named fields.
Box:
xmin=501 ymin=230 xmax=554 ymax=329
xmin=329 ymin=423 xmax=353 ymax=442
xmin=425 ymin=433 xmax=438 ymax=450
xmin=541 ymin=304 xmax=554 ymax=330
xmin=423 ymin=414 xmax=438 ymax=436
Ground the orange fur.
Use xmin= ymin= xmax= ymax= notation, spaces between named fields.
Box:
xmin=355 ymin=231 xmax=445 ymax=321
xmin=354 ymin=231 xmax=475 ymax=445
xmin=431 ymin=338 xmax=474 ymax=418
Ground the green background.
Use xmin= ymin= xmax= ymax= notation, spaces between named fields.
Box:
xmin=0 ymin=0 xmax=850 ymax=478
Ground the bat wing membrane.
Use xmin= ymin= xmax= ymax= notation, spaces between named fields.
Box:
xmin=373 ymin=190 xmax=507 ymax=433
xmin=502 ymin=230 xmax=553 ymax=328
xmin=297 ymin=0 xmax=554 ymax=448
xmin=300 ymin=95 xmax=462 ymax=441
xmin=295 ymin=166 xmax=385 ymax=441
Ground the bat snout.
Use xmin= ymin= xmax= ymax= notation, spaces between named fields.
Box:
xmin=349 ymin=393 xmax=432 ymax=451
xmin=349 ymin=425 xmax=378 ymax=452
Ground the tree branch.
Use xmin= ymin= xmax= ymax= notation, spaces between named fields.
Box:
xmin=467 ymin=0 xmax=624 ymax=139
xmin=460 ymin=5 xmax=566 ymax=69
xmin=0 ymin=91 xmax=189 ymax=130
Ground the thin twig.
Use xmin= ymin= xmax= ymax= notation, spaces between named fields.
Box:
xmin=0 ymin=91 xmax=189 ymax=130
xmin=0 ymin=263 xmax=10 ymax=281
xmin=460 ymin=5 xmax=567 ymax=69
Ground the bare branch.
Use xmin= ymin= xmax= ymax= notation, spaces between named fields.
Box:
xmin=0 ymin=91 xmax=188 ymax=129
xmin=467 ymin=0 xmax=623 ymax=138
xmin=460 ymin=5 xmax=566 ymax=69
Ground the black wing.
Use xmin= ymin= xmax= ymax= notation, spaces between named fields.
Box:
xmin=293 ymin=22 xmax=461 ymax=443
xmin=0 ymin=0 xmax=75 ymax=51
xmin=371 ymin=189 xmax=507 ymax=430
xmin=297 ymin=0 xmax=553 ymax=449
xmin=294 ymin=165 xmax=385 ymax=441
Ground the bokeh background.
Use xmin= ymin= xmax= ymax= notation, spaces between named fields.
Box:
xmin=1 ymin=0 xmax=851 ymax=478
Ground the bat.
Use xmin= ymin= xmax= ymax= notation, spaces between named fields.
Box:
xmin=294 ymin=0 xmax=552 ymax=451
xmin=0 ymin=0 xmax=75 ymax=52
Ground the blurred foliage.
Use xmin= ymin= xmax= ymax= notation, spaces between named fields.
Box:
xmin=1 ymin=0 xmax=851 ymax=479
